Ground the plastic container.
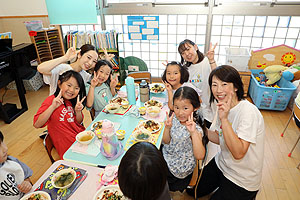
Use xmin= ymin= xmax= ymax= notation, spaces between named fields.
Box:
xmin=249 ymin=69 xmax=297 ymax=111
xmin=125 ymin=77 xmax=136 ymax=105
xmin=225 ymin=48 xmax=250 ymax=72
xmin=24 ymin=20 xmax=43 ymax=32
xmin=140 ymin=80 xmax=150 ymax=103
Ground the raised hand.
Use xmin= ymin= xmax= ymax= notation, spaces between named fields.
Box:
xmin=65 ymin=47 xmax=81 ymax=62
xmin=206 ymin=42 xmax=217 ymax=62
xmin=162 ymin=60 xmax=168 ymax=67
xmin=163 ymin=81 xmax=173 ymax=93
xmin=91 ymin=71 xmax=101 ymax=88
xmin=110 ymin=74 xmax=119 ymax=89
xmin=185 ymin=112 xmax=196 ymax=134
xmin=51 ymin=90 xmax=64 ymax=109
xmin=102 ymin=47 xmax=115 ymax=61
xmin=217 ymin=92 xmax=232 ymax=120
xmin=164 ymin=111 xmax=174 ymax=129
xmin=75 ymin=95 xmax=86 ymax=113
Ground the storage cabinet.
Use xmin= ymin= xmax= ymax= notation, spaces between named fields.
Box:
xmin=239 ymin=71 xmax=251 ymax=97
xmin=30 ymin=28 xmax=64 ymax=64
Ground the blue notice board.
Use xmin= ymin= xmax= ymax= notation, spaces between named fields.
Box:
xmin=127 ymin=16 xmax=159 ymax=40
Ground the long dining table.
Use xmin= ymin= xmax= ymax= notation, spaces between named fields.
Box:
xmin=63 ymin=88 xmax=167 ymax=167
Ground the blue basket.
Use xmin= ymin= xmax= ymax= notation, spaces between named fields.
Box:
xmin=249 ymin=69 xmax=297 ymax=111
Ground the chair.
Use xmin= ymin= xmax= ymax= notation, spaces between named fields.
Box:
xmin=287 ymin=102 xmax=300 ymax=160
xmin=127 ymin=71 xmax=152 ymax=84
xmin=43 ymin=133 xmax=56 ymax=163
xmin=187 ymin=144 xmax=208 ymax=199
xmin=119 ymin=56 xmax=148 ymax=84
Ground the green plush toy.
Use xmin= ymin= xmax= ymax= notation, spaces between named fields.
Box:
xmin=263 ymin=65 xmax=288 ymax=85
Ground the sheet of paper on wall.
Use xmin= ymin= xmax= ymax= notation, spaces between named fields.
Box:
xmin=147 ymin=21 xmax=158 ymax=28
xmin=144 ymin=17 xmax=156 ymax=21
xmin=131 ymin=33 xmax=142 ymax=40
xmin=128 ymin=26 xmax=140 ymax=33
xmin=147 ymin=35 xmax=158 ymax=40
xmin=142 ymin=28 xmax=154 ymax=35
xmin=133 ymin=21 xmax=144 ymax=25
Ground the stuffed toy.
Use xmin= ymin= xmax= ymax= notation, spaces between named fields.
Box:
xmin=282 ymin=64 xmax=300 ymax=82
xmin=263 ymin=65 xmax=288 ymax=85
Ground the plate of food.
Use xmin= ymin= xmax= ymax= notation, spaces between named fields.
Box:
xmin=93 ymin=185 xmax=127 ymax=200
xmin=51 ymin=168 xmax=76 ymax=189
xmin=20 ymin=191 xmax=51 ymax=200
xmin=109 ymin=97 xmax=128 ymax=106
xmin=92 ymin=120 xmax=103 ymax=132
xmin=133 ymin=130 xmax=152 ymax=142
xmin=144 ymin=99 xmax=163 ymax=109
xmin=138 ymin=120 xmax=161 ymax=134
xmin=149 ymin=83 xmax=165 ymax=94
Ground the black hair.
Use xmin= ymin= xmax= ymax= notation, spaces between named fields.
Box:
xmin=208 ymin=65 xmax=244 ymax=104
xmin=178 ymin=39 xmax=204 ymax=67
xmin=79 ymin=44 xmax=96 ymax=56
xmin=118 ymin=142 xmax=168 ymax=200
xmin=173 ymin=86 xmax=208 ymax=146
xmin=161 ymin=61 xmax=189 ymax=86
xmin=92 ymin=60 xmax=113 ymax=86
xmin=0 ymin=131 xmax=3 ymax=143
xmin=54 ymin=70 xmax=86 ymax=109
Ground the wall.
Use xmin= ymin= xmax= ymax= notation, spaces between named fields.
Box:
xmin=0 ymin=0 xmax=50 ymax=45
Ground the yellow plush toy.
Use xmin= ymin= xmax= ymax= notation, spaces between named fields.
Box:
xmin=263 ymin=65 xmax=288 ymax=85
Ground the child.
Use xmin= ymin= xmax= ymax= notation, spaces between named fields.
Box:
xmin=38 ymin=44 xmax=98 ymax=95
xmin=178 ymin=39 xmax=217 ymax=127
xmin=118 ymin=142 xmax=171 ymax=200
xmin=162 ymin=61 xmax=201 ymax=110
xmin=33 ymin=70 xmax=87 ymax=159
xmin=86 ymin=60 xmax=119 ymax=117
xmin=162 ymin=86 xmax=208 ymax=192
xmin=0 ymin=131 xmax=33 ymax=199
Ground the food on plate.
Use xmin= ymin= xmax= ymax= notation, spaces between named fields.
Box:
xmin=23 ymin=193 xmax=49 ymax=200
xmin=116 ymin=130 xmax=126 ymax=140
xmin=144 ymin=99 xmax=162 ymax=108
xmin=98 ymin=189 xmax=124 ymax=200
xmin=110 ymin=97 xmax=128 ymax=105
xmin=134 ymin=132 xmax=151 ymax=141
xmin=150 ymin=84 xmax=165 ymax=93
xmin=138 ymin=107 xmax=146 ymax=115
xmin=92 ymin=121 xmax=103 ymax=131
xmin=54 ymin=172 xmax=74 ymax=187
xmin=146 ymin=106 xmax=160 ymax=118
xmin=139 ymin=120 xmax=161 ymax=133
xmin=105 ymin=103 xmax=120 ymax=114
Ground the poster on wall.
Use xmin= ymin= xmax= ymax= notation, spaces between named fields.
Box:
xmin=127 ymin=16 xmax=159 ymax=40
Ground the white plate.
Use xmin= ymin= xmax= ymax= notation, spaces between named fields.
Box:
xmin=138 ymin=120 xmax=161 ymax=134
xmin=109 ymin=97 xmax=128 ymax=105
xmin=144 ymin=99 xmax=163 ymax=109
xmin=93 ymin=185 xmax=127 ymax=200
xmin=20 ymin=191 xmax=51 ymax=200
xmin=149 ymin=83 xmax=165 ymax=94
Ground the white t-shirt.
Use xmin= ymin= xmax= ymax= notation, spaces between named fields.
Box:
xmin=43 ymin=63 xmax=92 ymax=95
xmin=187 ymin=57 xmax=213 ymax=122
xmin=214 ymin=100 xmax=265 ymax=191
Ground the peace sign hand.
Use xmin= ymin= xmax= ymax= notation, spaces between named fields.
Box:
xmin=164 ymin=112 xmax=174 ymax=129
xmin=65 ymin=47 xmax=81 ymax=62
xmin=206 ymin=42 xmax=217 ymax=62
xmin=185 ymin=112 xmax=197 ymax=134
xmin=51 ymin=90 xmax=64 ymax=109
xmin=163 ymin=81 xmax=172 ymax=93
xmin=216 ymin=92 xmax=232 ymax=120
xmin=101 ymin=47 xmax=115 ymax=61
xmin=91 ymin=71 xmax=101 ymax=88
xmin=75 ymin=96 xmax=86 ymax=113
xmin=110 ymin=74 xmax=119 ymax=89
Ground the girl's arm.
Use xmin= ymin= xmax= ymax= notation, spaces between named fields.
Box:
xmin=167 ymin=90 xmax=174 ymax=110
xmin=163 ymin=112 xmax=174 ymax=144
xmin=17 ymin=178 xmax=32 ymax=193
xmin=207 ymin=129 xmax=220 ymax=144
xmin=37 ymin=47 xmax=80 ymax=75
xmin=75 ymin=96 xmax=86 ymax=124
xmin=206 ymin=43 xmax=217 ymax=70
xmin=86 ymin=85 xmax=95 ymax=108
xmin=110 ymin=74 xmax=118 ymax=96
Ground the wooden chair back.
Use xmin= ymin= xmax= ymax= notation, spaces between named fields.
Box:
xmin=127 ymin=71 xmax=152 ymax=84
xmin=43 ymin=133 xmax=56 ymax=163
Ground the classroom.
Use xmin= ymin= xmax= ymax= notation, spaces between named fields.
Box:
xmin=0 ymin=0 xmax=300 ymax=200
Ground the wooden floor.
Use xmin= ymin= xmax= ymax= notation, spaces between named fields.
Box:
xmin=1 ymin=85 xmax=300 ymax=200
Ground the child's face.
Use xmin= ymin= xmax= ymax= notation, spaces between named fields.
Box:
xmin=211 ymin=76 xmax=238 ymax=105
xmin=0 ymin=141 xmax=8 ymax=163
xmin=59 ymin=77 xmax=80 ymax=100
xmin=78 ymin=50 xmax=98 ymax=71
xmin=180 ymin=43 xmax=199 ymax=64
xmin=166 ymin=64 xmax=181 ymax=89
xmin=96 ymin=65 xmax=111 ymax=84
xmin=173 ymin=98 xmax=196 ymax=124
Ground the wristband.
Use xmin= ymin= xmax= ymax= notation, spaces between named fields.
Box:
xmin=209 ymin=61 xmax=216 ymax=64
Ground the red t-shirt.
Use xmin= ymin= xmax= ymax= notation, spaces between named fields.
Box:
xmin=34 ymin=95 xmax=85 ymax=159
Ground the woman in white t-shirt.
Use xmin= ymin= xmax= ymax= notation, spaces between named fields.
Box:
xmin=187 ymin=65 xmax=265 ymax=200
xmin=178 ymin=40 xmax=217 ymax=127
xmin=37 ymin=44 xmax=99 ymax=95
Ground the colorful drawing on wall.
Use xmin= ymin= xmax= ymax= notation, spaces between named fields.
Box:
xmin=127 ymin=16 xmax=159 ymax=40
xmin=257 ymin=61 xmax=267 ymax=69
xmin=281 ymin=52 xmax=296 ymax=66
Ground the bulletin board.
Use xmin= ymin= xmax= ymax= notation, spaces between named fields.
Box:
xmin=127 ymin=16 xmax=159 ymax=40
